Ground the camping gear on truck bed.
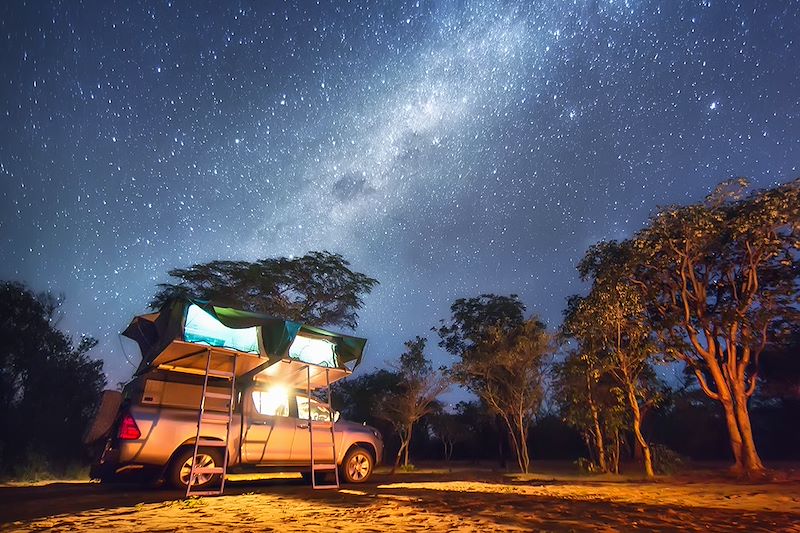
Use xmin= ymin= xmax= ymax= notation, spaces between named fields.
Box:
xmin=118 ymin=297 xmax=367 ymax=495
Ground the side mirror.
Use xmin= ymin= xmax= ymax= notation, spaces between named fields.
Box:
xmin=333 ymin=410 xmax=340 ymax=423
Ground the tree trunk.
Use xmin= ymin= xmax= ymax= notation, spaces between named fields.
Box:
xmin=702 ymin=358 xmax=745 ymax=474
xmin=611 ymin=430 xmax=620 ymax=474
xmin=732 ymin=382 xmax=765 ymax=476
xmin=590 ymin=402 xmax=607 ymax=472
xmin=403 ymin=424 xmax=412 ymax=467
xmin=391 ymin=444 xmax=403 ymax=474
xmin=391 ymin=426 xmax=411 ymax=474
xmin=624 ymin=381 xmax=654 ymax=478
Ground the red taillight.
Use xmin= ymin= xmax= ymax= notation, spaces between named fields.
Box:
xmin=118 ymin=413 xmax=141 ymax=440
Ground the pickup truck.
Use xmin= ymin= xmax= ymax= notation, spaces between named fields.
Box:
xmin=89 ymin=371 xmax=383 ymax=489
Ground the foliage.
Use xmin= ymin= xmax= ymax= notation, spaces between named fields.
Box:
xmin=0 ymin=281 xmax=106 ymax=478
xmin=622 ymin=177 xmax=800 ymax=475
xmin=439 ymin=295 xmax=550 ymax=473
xmin=429 ymin=409 xmax=470 ymax=462
xmin=151 ymin=250 xmax=379 ymax=329
xmin=574 ymin=457 xmax=602 ymax=474
xmin=551 ymin=350 xmax=627 ymax=474
xmin=563 ymin=250 xmax=666 ymax=478
xmin=332 ymin=369 xmax=400 ymax=449
xmin=650 ymin=444 xmax=685 ymax=475
xmin=377 ymin=337 xmax=449 ymax=472
xmin=436 ymin=294 xmax=525 ymax=356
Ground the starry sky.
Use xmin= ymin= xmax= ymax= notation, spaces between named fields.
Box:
xmin=1 ymin=1 xmax=799 ymax=388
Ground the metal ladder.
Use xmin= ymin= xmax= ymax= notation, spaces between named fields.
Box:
xmin=306 ymin=366 xmax=339 ymax=490
xmin=186 ymin=348 xmax=237 ymax=498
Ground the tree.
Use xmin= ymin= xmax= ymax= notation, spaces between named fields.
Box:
xmin=0 ymin=282 xmax=106 ymax=477
xmin=429 ymin=408 xmax=469 ymax=462
xmin=378 ymin=337 xmax=449 ymax=473
xmin=625 ymin=178 xmax=800 ymax=476
xmin=152 ymin=251 xmax=379 ymax=329
xmin=551 ymin=349 xmax=625 ymax=473
xmin=564 ymin=257 xmax=665 ymax=478
xmin=438 ymin=295 xmax=550 ymax=474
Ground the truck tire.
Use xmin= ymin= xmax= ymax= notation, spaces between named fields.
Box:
xmin=167 ymin=447 xmax=223 ymax=490
xmin=340 ymin=446 xmax=373 ymax=483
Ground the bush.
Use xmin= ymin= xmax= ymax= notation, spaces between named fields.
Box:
xmin=651 ymin=443 xmax=684 ymax=474
xmin=574 ymin=457 xmax=602 ymax=474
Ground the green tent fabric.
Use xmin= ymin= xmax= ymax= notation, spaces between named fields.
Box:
xmin=122 ymin=298 xmax=367 ymax=376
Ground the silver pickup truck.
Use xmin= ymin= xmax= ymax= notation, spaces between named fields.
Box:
xmin=89 ymin=372 xmax=383 ymax=489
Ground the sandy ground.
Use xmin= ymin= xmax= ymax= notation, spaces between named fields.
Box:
xmin=1 ymin=466 xmax=799 ymax=532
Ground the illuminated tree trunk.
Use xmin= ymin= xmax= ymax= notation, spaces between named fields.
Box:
xmin=732 ymin=382 xmax=765 ymax=475
xmin=404 ymin=426 xmax=412 ymax=467
xmin=589 ymin=395 xmax=607 ymax=472
xmin=697 ymin=351 xmax=745 ymax=473
xmin=624 ymin=380 xmax=654 ymax=478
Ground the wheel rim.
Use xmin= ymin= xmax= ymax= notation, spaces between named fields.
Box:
xmin=180 ymin=453 xmax=216 ymax=486
xmin=347 ymin=452 xmax=371 ymax=481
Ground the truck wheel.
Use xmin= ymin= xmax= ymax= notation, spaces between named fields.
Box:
xmin=167 ymin=447 xmax=223 ymax=490
xmin=340 ymin=447 xmax=373 ymax=483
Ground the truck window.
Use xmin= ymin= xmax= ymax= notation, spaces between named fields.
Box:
xmin=296 ymin=396 xmax=331 ymax=422
xmin=251 ymin=386 xmax=289 ymax=417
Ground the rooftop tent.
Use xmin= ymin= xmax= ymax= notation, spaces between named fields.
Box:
xmin=122 ymin=298 xmax=367 ymax=382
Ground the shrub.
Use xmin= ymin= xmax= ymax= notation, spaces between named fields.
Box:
xmin=651 ymin=443 xmax=684 ymax=474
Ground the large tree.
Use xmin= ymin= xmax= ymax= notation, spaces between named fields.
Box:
xmin=594 ymin=178 xmax=800 ymax=476
xmin=378 ymin=337 xmax=449 ymax=472
xmin=152 ymin=251 xmax=379 ymax=329
xmin=438 ymin=295 xmax=550 ymax=473
xmin=0 ymin=282 xmax=106 ymax=477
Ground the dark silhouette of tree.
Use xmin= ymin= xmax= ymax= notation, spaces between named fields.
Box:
xmin=0 ymin=281 xmax=106 ymax=477
xmin=438 ymin=295 xmax=550 ymax=473
xmin=151 ymin=251 xmax=379 ymax=329
xmin=377 ymin=337 xmax=449 ymax=472
xmin=429 ymin=408 xmax=469 ymax=462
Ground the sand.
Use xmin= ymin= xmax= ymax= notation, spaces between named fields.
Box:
xmin=1 ymin=468 xmax=799 ymax=532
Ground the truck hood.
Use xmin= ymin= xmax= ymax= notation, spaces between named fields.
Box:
xmin=336 ymin=419 xmax=381 ymax=438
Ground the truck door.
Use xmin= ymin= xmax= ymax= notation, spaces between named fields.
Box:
xmin=290 ymin=395 xmax=335 ymax=463
xmin=241 ymin=385 xmax=295 ymax=463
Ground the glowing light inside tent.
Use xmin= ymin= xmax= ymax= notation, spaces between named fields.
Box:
xmin=289 ymin=335 xmax=337 ymax=367
xmin=184 ymin=304 xmax=259 ymax=354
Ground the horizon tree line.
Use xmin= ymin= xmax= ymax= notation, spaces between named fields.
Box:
xmin=2 ymin=177 xmax=797 ymax=479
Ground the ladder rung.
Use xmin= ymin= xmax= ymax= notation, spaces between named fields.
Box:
xmin=192 ymin=466 xmax=224 ymax=475
xmin=186 ymin=490 xmax=223 ymax=497
xmin=200 ymin=413 xmax=231 ymax=423
xmin=312 ymin=464 xmax=337 ymax=471
xmin=196 ymin=439 xmax=227 ymax=447
xmin=313 ymin=485 xmax=339 ymax=490
xmin=204 ymin=391 xmax=232 ymax=400
xmin=207 ymin=369 xmax=234 ymax=378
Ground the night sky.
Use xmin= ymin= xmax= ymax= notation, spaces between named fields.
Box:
xmin=2 ymin=1 xmax=798 ymax=389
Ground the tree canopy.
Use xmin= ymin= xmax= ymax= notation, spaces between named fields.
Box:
xmin=151 ymin=250 xmax=379 ymax=329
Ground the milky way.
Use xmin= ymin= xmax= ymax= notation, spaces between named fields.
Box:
xmin=1 ymin=1 xmax=798 ymax=387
